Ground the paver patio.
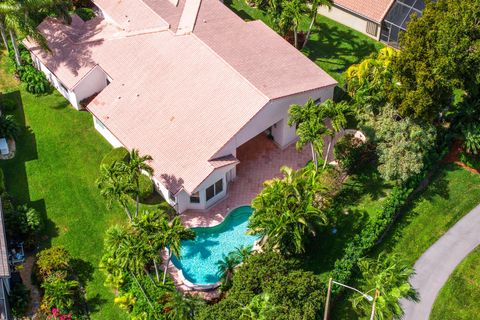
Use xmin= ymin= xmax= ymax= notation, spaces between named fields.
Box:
xmin=180 ymin=133 xmax=311 ymax=227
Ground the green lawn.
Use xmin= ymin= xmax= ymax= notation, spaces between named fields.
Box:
xmin=430 ymin=246 xmax=480 ymax=320
xmin=331 ymin=163 xmax=480 ymax=319
xmin=0 ymin=56 xmax=127 ymax=319
xmin=225 ymin=0 xmax=383 ymax=85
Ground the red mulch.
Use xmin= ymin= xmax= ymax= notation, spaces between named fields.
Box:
xmin=443 ymin=140 xmax=480 ymax=174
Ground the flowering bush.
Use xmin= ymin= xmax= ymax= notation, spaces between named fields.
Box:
xmin=47 ymin=308 xmax=72 ymax=320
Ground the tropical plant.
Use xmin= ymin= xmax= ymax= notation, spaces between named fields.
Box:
xmin=350 ymin=253 xmax=417 ymax=319
xmin=162 ymin=216 xmax=195 ymax=284
xmin=126 ymin=149 xmax=153 ymax=217
xmin=232 ymin=245 xmax=253 ymax=262
xmin=164 ymin=290 xmax=204 ymax=320
xmin=41 ymin=275 xmax=79 ymax=312
xmin=288 ymin=98 xmax=329 ymax=170
xmin=239 ymin=293 xmax=281 ymax=320
xmin=216 ymin=252 xmax=241 ymax=289
xmin=19 ymin=64 xmax=51 ymax=94
xmin=462 ymin=123 xmax=480 ymax=155
xmin=0 ymin=114 xmax=20 ymax=139
xmin=97 ymin=161 xmax=135 ymax=221
xmin=334 ymin=134 xmax=368 ymax=174
xmin=248 ymin=166 xmax=328 ymax=255
xmin=8 ymin=282 xmax=29 ymax=318
xmin=302 ymin=0 xmax=332 ymax=48
xmin=265 ymin=0 xmax=308 ymax=44
xmin=36 ymin=246 xmax=72 ymax=280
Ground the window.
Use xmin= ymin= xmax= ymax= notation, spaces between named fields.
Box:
xmin=366 ymin=21 xmax=378 ymax=36
xmin=206 ymin=179 xmax=223 ymax=202
xmin=190 ymin=192 xmax=200 ymax=204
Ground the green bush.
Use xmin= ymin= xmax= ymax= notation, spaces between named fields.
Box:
xmin=9 ymin=282 xmax=29 ymax=318
xmin=75 ymin=7 xmax=95 ymax=21
xmin=138 ymin=174 xmax=153 ymax=200
xmin=460 ymin=151 xmax=480 ymax=169
xmin=1 ymin=97 xmax=17 ymax=112
xmin=0 ymin=168 xmax=4 ymax=193
xmin=18 ymin=65 xmax=51 ymax=95
xmin=0 ymin=114 xmax=20 ymax=139
xmin=101 ymin=147 xmax=130 ymax=168
xmin=334 ymin=135 xmax=369 ymax=174
xmin=36 ymin=246 xmax=72 ymax=280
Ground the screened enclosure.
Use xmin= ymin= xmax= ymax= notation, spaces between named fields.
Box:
xmin=380 ymin=0 xmax=426 ymax=48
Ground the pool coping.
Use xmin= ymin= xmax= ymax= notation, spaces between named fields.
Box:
xmin=166 ymin=205 xmax=261 ymax=294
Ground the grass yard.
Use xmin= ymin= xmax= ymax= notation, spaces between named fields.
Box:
xmin=331 ymin=163 xmax=480 ymax=319
xmin=225 ymin=0 xmax=384 ymax=85
xmin=0 ymin=55 xmax=127 ymax=319
xmin=430 ymin=246 xmax=480 ymax=320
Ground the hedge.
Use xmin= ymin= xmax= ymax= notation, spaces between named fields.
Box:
xmin=137 ymin=174 xmax=153 ymax=200
xmin=100 ymin=147 xmax=130 ymax=168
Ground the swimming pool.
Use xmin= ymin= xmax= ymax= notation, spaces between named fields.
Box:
xmin=172 ymin=206 xmax=257 ymax=285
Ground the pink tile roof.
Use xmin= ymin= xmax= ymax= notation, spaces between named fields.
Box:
xmin=334 ymin=0 xmax=394 ymax=23
xmin=27 ymin=0 xmax=337 ymax=194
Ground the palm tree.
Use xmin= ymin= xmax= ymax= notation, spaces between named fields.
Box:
xmin=302 ymin=0 xmax=332 ymax=49
xmin=164 ymin=290 xmax=204 ymax=320
xmin=280 ymin=0 xmax=307 ymax=48
xmin=248 ymin=166 xmax=328 ymax=255
xmin=232 ymin=245 xmax=253 ymax=263
xmin=132 ymin=209 xmax=168 ymax=282
xmin=289 ymin=98 xmax=329 ymax=171
xmin=162 ymin=217 xmax=196 ymax=284
xmin=126 ymin=149 xmax=153 ymax=218
xmin=216 ymin=253 xmax=240 ymax=288
xmin=350 ymin=253 xmax=418 ymax=319
xmin=319 ymin=99 xmax=350 ymax=169
xmin=97 ymin=162 xmax=135 ymax=221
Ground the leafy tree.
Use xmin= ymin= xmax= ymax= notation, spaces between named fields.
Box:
xmin=161 ymin=216 xmax=195 ymax=284
xmin=0 ymin=114 xmax=20 ymax=139
xmin=392 ymin=0 xmax=480 ymax=122
xmin=302 ymin=0 xmax=332 ymax=48
xmin=462 ymin=123 xmax=480 ymax=155
xmin=239 ymin=293 xmax=281 ymax=320
xmin=248 ymin=166 xmax=328 ymax=256
xmin=289 ymin=98 xmax=329 ymax=170
xmin=350 ymin=253 xmax=417 ymax=319
xmin=369 ymin=106 xmax=436 ymax=183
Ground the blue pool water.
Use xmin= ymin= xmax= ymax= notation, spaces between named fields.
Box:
xmin=172 ymin=206 xmax=257 ymax=285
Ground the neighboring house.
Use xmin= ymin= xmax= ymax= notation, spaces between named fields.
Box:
xmin=0 ymin=199 xmax=10 ymax=320
xmin=319 ymin=0 xmax=426 ymax=47
xmin=24 ymin=0 xmax=337 ymax=213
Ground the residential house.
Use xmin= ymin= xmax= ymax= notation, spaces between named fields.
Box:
xmin=24 ymin=0 xmax=337 ymax=214
xmin=319 ymin=0 xmax=426 ymax=47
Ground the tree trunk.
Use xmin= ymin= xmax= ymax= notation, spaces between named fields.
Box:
xmin=123 ymin=204 xmax=133 ymax=221
xmin=131 ymin=272 xmax=154 ymax=310
xmin=310 ymin=142 xmax=318 ymax=171
xmin=135 ymin=178 xmax=140 ymax=218
xmin=303 ymin=13 xmax=316 ymax=49
xmin=9 ymin=30 xmax=21 ymax=66
xmin=294 ymin=26 xmax=298 ymax=49
xmin=153 ymin=259 xmax=160 ymax=282
xmin=323 ymin=135 xmax=333 ymax=169
xmin=0 ymin=22 xmax=9 ymax=53
xmin=162 ymin=251 xmax=172 ymax=284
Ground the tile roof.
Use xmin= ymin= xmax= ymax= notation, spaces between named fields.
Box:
xmin=26 ymin=0 xmax=336 ymax=194
xmin=334 ymin=0 xmax=395 ymax=23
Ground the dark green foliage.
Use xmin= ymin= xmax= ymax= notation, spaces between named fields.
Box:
xmin=459 ymin=152 xmax=480 ymax=170
xmin=197 ymin=252 xmax=325 ymax=320
xmin=137 ymin=173 xmax=153 ymax=200
xmin=393 ymin=0 xmax=480 ymax=122
xmin=334 ymin=135 xmax=369 ymax=174
xmin=9 ymin=282 xmax=29 ymax=318
xmin=100 ymin=147 xmax=130 ymax=168
xmin=0 ymin=168 xmax=4 ymax=193
xmin=462 ymin=123 xmax=480 ymax=155
xmin=18 ymin=65 xmax=51 ymax=95
xmin=0 ymin=114 xmax=20 ymax=139
xmin=4 ymin=204 xmax=43 ymax=240
xmin=75 ymin=7 xmax=95 ymax=21
xmin=1 ymin=97 xmax=17 ymax=112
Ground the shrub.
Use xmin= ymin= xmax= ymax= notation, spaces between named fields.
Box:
xmin=4 ymin=204 xmax=43 ymax=240
xmin=0 ymin=168 xmax=4 ymax=193
xmin=334 ymin=135 xmax=369 ymax=174
xmin=75 ymin=7 xmax=95 ymax=21
xmin=36 ymin=246 xmax=72 ymax=280
xmin=462 ymin=123 xmax=480 ymax=155
xmin=9 ymin=282 xmax=29 ymax=318
xmin=1 ymin=97 xmax=17 ymax=112
xmin=0 ymin=114 xmax=20 ymax=139
xmin=41 ymin=275 xmax=79 ymax=313
xmin=459 ymin=151 xmax=480 ymax=169
xmin=137 ymin=174 xmax=153 ymax=200
xmin=18 ymin=65 xmax=51 ymax=95
xmin=100 ymin=147 xmax=130 ymax=168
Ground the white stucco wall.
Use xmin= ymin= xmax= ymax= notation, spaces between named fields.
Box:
xmin=92 ymin=115 xmax=123 ymax=148
xmin=73 ymin=66 xmax=109 ymax=106
xmin=214 ymin=85 xmax=336 ymax=158
xmin=318 ymin=5 xmax=380 ymax=40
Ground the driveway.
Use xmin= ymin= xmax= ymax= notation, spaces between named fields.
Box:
xmin=401 ymin=204 xmax=480 ymax=319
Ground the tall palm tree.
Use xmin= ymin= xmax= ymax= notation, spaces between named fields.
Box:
xmin=302 ymin=0 xmax=332 ymax=49
xmin=280 ymin=0 xmax=307 ymax=48
xmin=162 ymin=217 xmax=196 ymax=284
xmin=232 ymin=245 xmax=253 ymax=263
xmin=216 ymin=253 xmax=240 ymax=288
xmin=350 ymin=253 xmax=418 ymax=319
xmin=320 ymin=99 xmax=350 ymax=169
xmin=248 ymin=166 xmax=328 ymax=255
xmin=97 ymin=162 xmax=135 ymax=221
xmin=164 ymin=290 xmax=204 ymax=320
xmin=126 ymin=149 xmax=153 ymax=218
xmin=289 ymin=98 xmax=329 ymax=171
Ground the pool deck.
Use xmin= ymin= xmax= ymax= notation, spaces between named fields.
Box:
xmin=180 ymin=133 xmax=312 ymax=228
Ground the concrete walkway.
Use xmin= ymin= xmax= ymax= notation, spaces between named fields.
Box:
xmin=401 ymin=204 xmax=480 ymax=320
